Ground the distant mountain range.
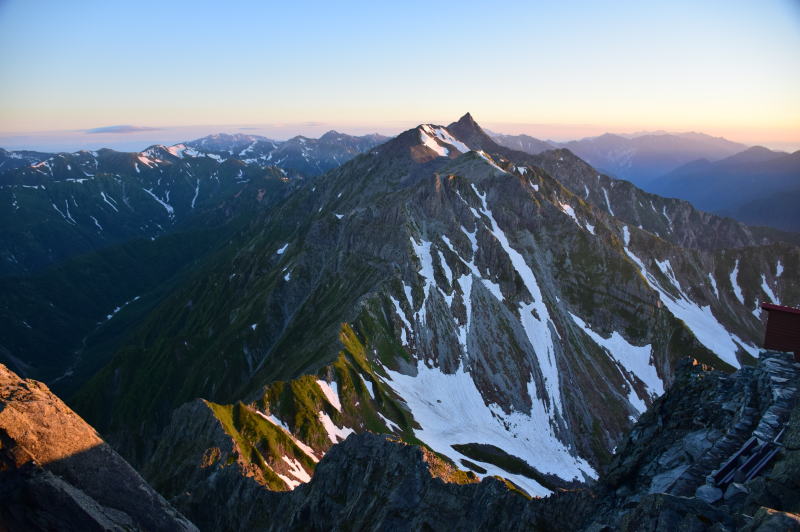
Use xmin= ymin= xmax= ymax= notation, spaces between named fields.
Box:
xmin=492 ymin=132 xmax=799 ymax=232
xmin=649 ymin=147 xmax=800 ymax=232
xmin=488 ymin=133 xmax=555 ymax=155
xmin=0 ymin=147 xmax=53 ymax=172
xmin=0 ymin=131 xmax=386 ymax=276
xmin=185 ymin=130 xmax=388 ymax=177
xmin=492 ymin=131 xmax=749 ymax=188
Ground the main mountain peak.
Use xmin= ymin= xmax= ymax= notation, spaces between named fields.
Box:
xmin=454 ymin=111 xmax=477 ymax=127
xmin=447 ymin=112 xmax=499 ymax=152
xmin=376 ymin=114 xmax=505 ymax=164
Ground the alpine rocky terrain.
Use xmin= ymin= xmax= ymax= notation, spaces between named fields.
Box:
xmin=2 ymin=114 xmax=799 ymax=531
xmin=66 ymin=116 xmax=800 ymax=501
xmin=0 ymin=363 xmax=196 ymax=531
xmin=152 ymin=351 xmax=800 ymax=531
xmin=4 ymin=351 xmax=800 ymax=531
xmin=0 ymin=130 xmax=386 ymax=391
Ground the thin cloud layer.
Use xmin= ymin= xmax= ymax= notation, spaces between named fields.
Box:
xmin=85 ymin=125 xmax=163 ymax=134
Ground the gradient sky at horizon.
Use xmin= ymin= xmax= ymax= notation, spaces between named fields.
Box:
xmin=1 ymin=0 xmax=799 ymax=151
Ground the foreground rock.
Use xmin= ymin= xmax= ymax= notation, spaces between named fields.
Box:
xmin=3 ymin=351 xmax=800 ymax=530
xmin=163 ymin=428 xmax=592 ymax=531
xmin=584 ymin=351 xmax=800 ymax=530
xmin=152 ymin=352 xmax=800 ymax=531
xmin=0 ymin=363 xmax=196 ymax=531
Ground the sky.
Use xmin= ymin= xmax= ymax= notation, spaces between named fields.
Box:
xmin=1 ymin=0 xmax=799 ymax=151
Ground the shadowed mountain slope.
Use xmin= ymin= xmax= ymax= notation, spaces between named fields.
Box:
xmin=70 ymin=115 xmax=799 ymax=503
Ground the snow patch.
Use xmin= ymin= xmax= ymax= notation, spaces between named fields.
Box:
xmin=100 ymin=192 xmax=118 ymax=212
xmin=364 ymin=379 xmax=375 ymax=400
xmin=419 ymin=126 xmax=450 ymax=157
xmin=730 ymin=260 xmax=744 ymax=304
xmin=570 ymin=313 xmax=662 ymax=414
xmin=282 ymin=455 xmax=311 ymax=484
xmin=390 ymin=295 xmax=413 ymax=345
xmin=103 ymin=296 xmax=140 ymax=322
xmin=377 ymin=412 xmax=401 ymax=433
xmin=476 ymin=151 xmax=506 ymax=172
xmin=559 ymin=202 xmax=580 ymax=226
xmin=708 ymin=274 xmax=719 ymax=298
xmin=761 ymin=274 xmax=778 ymax=304
xmin=602 ymin=188 xmax=614 ymax=216
xmin=258 ymin=412 xmax=319 ymax=462
xmin=52 ymin=200 xmax=76 ymax=225
xmin=661 ymin=206 xmax=673 ymax=232
xmin=191 ymin=179 xmax=200 ymax=209
xmin=424 ymin=125 xmax=470 ymax=154
xmin=471 ymin=184 xmax=563 ymax=418
xmin=166 ymin=144 xmax=187 ymax=158
xmin=316 ymin=379 xmax=342 ymax=412
xmin=317 ymin=411 xmax=354 ymax=443
xmin=143 ymin=188 xmax=174 ymax=216
xmin=137 ymin=154 xmax=157 ymax=168
xmin=437 ymin=250 xmax=453 ymax=286
xmin=384 ymin=362 xmax=596 ymax=497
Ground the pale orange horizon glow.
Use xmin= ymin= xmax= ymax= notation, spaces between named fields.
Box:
xmin=2 ymin=0 xmax=798 ymax=152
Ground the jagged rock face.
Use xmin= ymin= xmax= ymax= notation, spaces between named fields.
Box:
xmin=0 ymin=364 xmax=196 ymax=531
xmin=583 ymin=351 xmax=800 ymax=531
xmin=155 ymin=353 xmax=800 ymax=531
xmin=527 ymin=148 xmax=800 ymax=250
xmin=265 ymin=433 xmax=586 ymax=532
xmin=75 ymin=115 xmax=799 ymax=500
xmin=154 ymin=428 xmax=592 ymax=532
xmin=7 ymin=350 xmax=799 ymax=531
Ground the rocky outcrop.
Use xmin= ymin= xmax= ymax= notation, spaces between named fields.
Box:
xmin=583 ymin=350 xmax=800 ymax=530
xmin=4 ymin=350 xmax=799 ymax=531
xmin=158 ymin=352 xmax=800 ymax=531
xmin=163 ymin=430 xmax=593 ymax=532
xmin=0 ymin=363 xmax=196 ymax=531
xmin=266 ymin=433 xmax=592 ymax=532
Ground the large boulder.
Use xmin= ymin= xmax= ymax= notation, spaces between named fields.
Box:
xmin=0 ymin=364 xmax=197 ymax=531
